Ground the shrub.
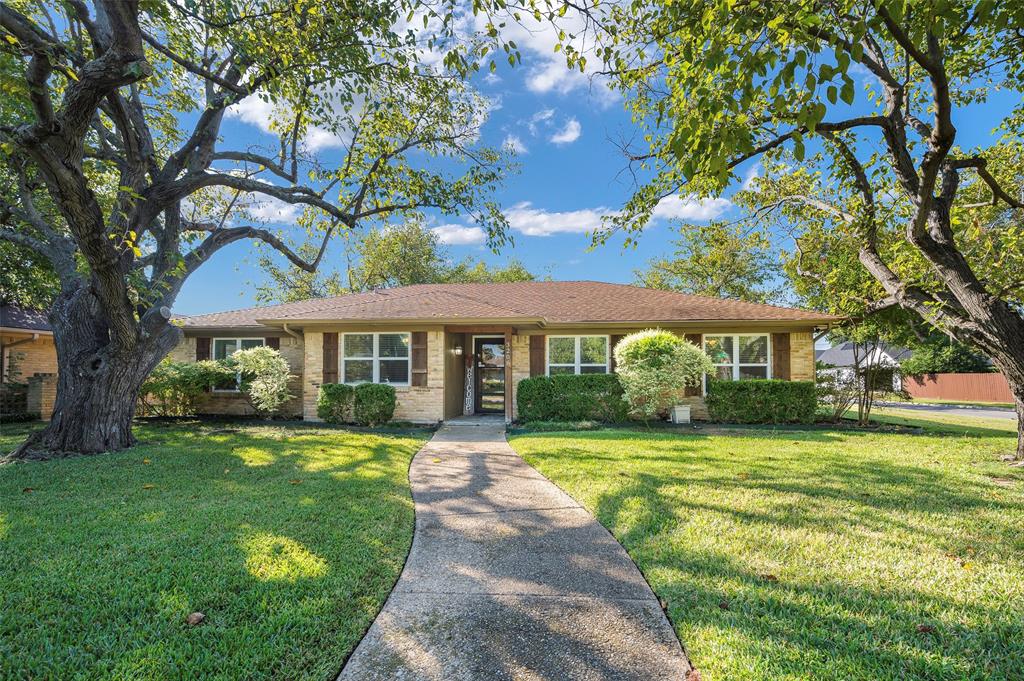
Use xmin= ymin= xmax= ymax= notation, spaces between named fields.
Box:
xmin=317 ymin=383 xmax=355 ymax=423
xmin=139 ymin=359 xmax=233 ymax=416
xmin=614 ymin=330 xmax=714 ymax=420
xmin=706 ymin=379 xmax=817 ymax=423
xmin=516 ymin=374 xmax=629 ymax=422
xmin=230 ymin=346 xmax=293 ymax=414
xmin=353 ymin=383 xmax=397 ymax=426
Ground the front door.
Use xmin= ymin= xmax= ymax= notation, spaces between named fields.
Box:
xmin=474 ymin=337 xmax=505 ymax=414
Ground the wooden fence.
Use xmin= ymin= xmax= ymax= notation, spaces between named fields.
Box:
xmin=904 ymin=372 xmax=1015 ymax=403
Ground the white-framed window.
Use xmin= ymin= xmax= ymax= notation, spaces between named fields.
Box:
xmin=212 ymin=337 xmax=265 ymax=391
xmin=342 ymin=332 xmax=411 ymax=385
xmin=547 ymin=335 xmax=610 ymax=375
xmin=704 ymin=334 xmax=770 ymax=381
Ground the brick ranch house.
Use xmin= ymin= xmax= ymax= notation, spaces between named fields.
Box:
xmin=1 ymin=305 xmax=58 ymax=419
xmin=170 ymin=281 xmax=837 ymax=423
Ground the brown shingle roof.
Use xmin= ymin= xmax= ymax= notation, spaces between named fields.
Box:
xmin=179 ymin=282 xmax=838 ymax=329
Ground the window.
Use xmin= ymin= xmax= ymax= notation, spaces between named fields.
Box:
xmin=547 ymin=336 xmax=609 ymax=375
xmin=342 ymin=333 xmax=410 ymax=385
xmin=704 ymin=334 xmax=770 ymax=381
xmin=212 ymin=338 xmax=264 ymax=391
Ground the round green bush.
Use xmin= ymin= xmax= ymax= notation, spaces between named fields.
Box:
xmin=614 ymin=329 xmax=714 ymax=420
xmin=353 ymin=383 xmax=397 ymax=426
xmin=317 ymin=383 xmax=355 ymax=424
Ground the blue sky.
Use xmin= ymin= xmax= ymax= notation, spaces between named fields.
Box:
xmin=174 ymin=22 xmax=1016 ymax=316
xmin=174 ymin=36 xmax=736 ymax=315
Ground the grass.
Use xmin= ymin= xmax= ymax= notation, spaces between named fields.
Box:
xmin=860 ymin=406 xmax=1018 ymax=437
xmin=898 ymin=398 xmax=1016 ymax=409
xmin=509 ymin=421 xmax=1024 ymax=680
xmin=0 ymin=420 xmax=428 ymax=680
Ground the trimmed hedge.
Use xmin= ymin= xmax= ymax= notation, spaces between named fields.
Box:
xmin=706 ymin=379 xmax=817 ymax=424
xmin=317 ymin=383 xmax=355 ymax=424
xmin=517 ymin=374 xmax=629 ymax=423
xmin=353 ymin=383 xmax=397 ymax=426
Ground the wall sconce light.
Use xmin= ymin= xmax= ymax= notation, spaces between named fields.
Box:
xmin=453 ymin=345 xmax=463 ymax=356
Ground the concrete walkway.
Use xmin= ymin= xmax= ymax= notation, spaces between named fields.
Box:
xmin=338 ymin=422 xmax=691 ymax=680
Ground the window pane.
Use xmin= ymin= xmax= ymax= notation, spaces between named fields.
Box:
xmin=549 ymin=365 xmax=575 ymax=376
xmin=379 ymin=333 xmax=409 ymax=358
xmin=213 ymin=339 xmax=237 ymax=360
xmin=705 ymin=336 xmax=734 ymax=365
xmin=344 ymin=334 xmax=372 ymax=358
xmin=580 ymin=365 xmax=608 ymax=374
xmin=739 ymin=335 xmax=768 ymax=364
xmin=715 ymin=365 xmax=734 ymax=381
xmin=379 ymin=359 xmax=409 ymax=384
xmin=548 ymin=337 xmax=575 ymax=365
xmin=240 ymin=339 xmax=263 ymax=350
xmin=739 ymin=365 xmax=768 ymax=380
xmin=344 ymin=359 xmax=373 ymax=383
xmin=579 ymin=336 xmax=607 ymax=365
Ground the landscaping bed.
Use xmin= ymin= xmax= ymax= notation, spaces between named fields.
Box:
xmin=509 ymin=424 xmax=1023 ymax=680
xmin=0 ymin=421 xmax=427 ymax=680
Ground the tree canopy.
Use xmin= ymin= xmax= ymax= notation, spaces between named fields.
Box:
xmin=635 ymin=220 xmax=783 ymax=304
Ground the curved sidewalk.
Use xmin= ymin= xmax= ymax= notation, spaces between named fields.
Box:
xmin=338 ymin=422 xmax=691 ymax=680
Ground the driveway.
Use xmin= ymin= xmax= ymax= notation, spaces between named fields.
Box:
xmin=337 ymin=422 xmax=691 ymax=680
xmin=877 ymin=401 xmax=1018 ymax=421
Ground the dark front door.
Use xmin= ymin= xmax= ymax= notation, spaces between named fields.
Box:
xmin=474 ymin=337 xmax=505 ymax=413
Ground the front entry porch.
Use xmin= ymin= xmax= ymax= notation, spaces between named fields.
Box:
xmin=442 ymin=327 xmax=517 ymax=423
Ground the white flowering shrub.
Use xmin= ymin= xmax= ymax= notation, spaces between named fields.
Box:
xmin=229 ymin=346 xmax=293 ymax=415
xmin=614 ymin=329 xmax=714 ymax=420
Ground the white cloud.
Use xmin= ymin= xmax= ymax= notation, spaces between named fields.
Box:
xmin=651 ymin=195 xmax=732 ymax=221
xmin=246 ymin=196 xmax=304 ymax=224
xmin=432 ymin=224 xmax=487 ymax=245
xmin=506 ymin=201 xmax=611 ymax=236
xmin=549 ymin=117 xmax=581 ymax=145
xmin=503 ymin=134 xmax=528 ymax=154
xmin=527 ymin=108 xmax=555 ymax=135
xmin=227 ymin=94 xmax=348 ymax=152
xmin=740 ymin=163 xmax=760 ymax=190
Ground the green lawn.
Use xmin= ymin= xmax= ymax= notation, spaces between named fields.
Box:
xmin=0 ymin=421 xmax=427 ymax=680
xmin=510 ymin=423 xmax=1024 ymax=680
xmin=861 ymin=406 xmax=1018 ymax=437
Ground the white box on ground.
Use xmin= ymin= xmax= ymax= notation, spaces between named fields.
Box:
xmin=670 ymin=405 xmax=691 ymax=424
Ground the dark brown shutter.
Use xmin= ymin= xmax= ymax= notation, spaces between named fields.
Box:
xmin=196 ymin=337 xmax=211 ymax=361
xmin=529 ymin=335 xmax=545 ymax=377
xmin=265 ymin=336 xmax=280 ymax=350
xmin=772 ymin=332 xmax=791 ymax=380
xmin=609 ymin=334 xmax=624 ymax=372
xmin=684 ymin=333 xmax=702 ymax=396
xmin=322 ymin=332 xmax=338 ymax=384
xmin=411 ymin=331 xmax=428 ymax=387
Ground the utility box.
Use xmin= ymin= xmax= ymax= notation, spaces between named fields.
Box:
xmin=670 ymin=404 xmax=691 ymax=424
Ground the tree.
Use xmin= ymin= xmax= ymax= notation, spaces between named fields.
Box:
xmin=635 ymin=221 xmax=783 ymax=303
xmin=0 ymin=0 xmax=515 ymax=458
xmin=253 ymin=220 xmax=534 ymax=303
xmin=568 ymin=0 xmax=1024 ymax=457
xmin=0 ymin=240 xmax=60 ymax=308
xmin=901 ymin=336 xmax=993 ymax=375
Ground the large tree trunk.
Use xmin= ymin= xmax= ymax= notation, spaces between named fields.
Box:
xmin=8 ymin=287 xmax=181 ymax=460
xmin=990 ymin=351 xmax=1024 ymax=462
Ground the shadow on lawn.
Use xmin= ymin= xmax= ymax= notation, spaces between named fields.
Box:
xmin=573 ymin=440 xmax=1024 ymax=680
xmin=1 ymin=420 xmax=423 ymax=680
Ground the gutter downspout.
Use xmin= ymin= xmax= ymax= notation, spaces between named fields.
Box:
xmin=282 ymin=323 xmax=302 ymax=341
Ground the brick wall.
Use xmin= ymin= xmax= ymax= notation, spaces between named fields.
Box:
xmin=302 ymin=329 xmax=445 ymax=424
xmin=789 ymin=331 xmax=815 ymax=381
xmin=509 ymin=334 xmax=531 ymax=419
xmin=167 ymin=334 xmax=305 ymax=417
xmin=2 ymin=334 xmax=57 ymax=382
xmin=26 ymin=373 xmax=57 ymax=420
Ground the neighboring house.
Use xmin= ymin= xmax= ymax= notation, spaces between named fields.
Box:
xmin=1 ymin=305 xmax=57 ymax=383
xmin=0 ymin=305 xmax=58 ymax=419
xmin=172 ymin=281 xmax=837 ymax=423
xmin=816 ymin=341 xmax=911 ymax=391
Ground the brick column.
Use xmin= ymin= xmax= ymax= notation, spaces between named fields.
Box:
xmin=26 ymin=373 xmax=57 ymax=420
